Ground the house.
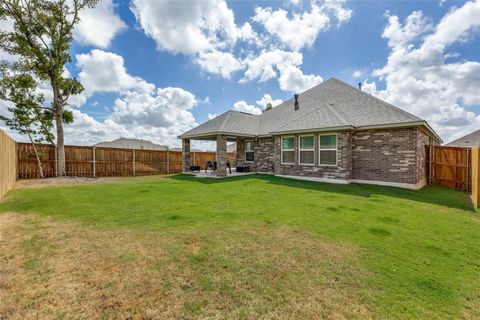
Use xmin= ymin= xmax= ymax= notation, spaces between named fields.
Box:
xmin=95 ymin=138 xmax=169 ymax=151
xmin=446 ymin=129 xmax=480 ymax=147
xmin=178 ymin=78 xmax=442 ymax=189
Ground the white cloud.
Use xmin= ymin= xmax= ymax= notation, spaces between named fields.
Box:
xmin=232 ymin=101 xmax=262 ymax=115
xmin=196 ymin=50 xmax=243 ymax=78
xmin=241 ymin=49 xmax=303 ymax=83
xmin=0 ymin=18 xmax=19 ymax=62
xmin=360 ymin=79 xmax=378 ymax=95
xmin=381 ymin=10 xmax=433 ymax=50
xmin=278 ymin=65 xmax=323 ymax=93
xmin=208 ymin=113 xmax=217 ymax=119
xmin=74 ymin=0 xmax=126 ymax=48
xmin=76 ymin=49 xmax=153 ymax=96
xmin=352 ymin=70 xmax=362 ymax=78
xmin=60 ymin=85 xmax=199 ymax=147
xmin=256 ymin=94 xmax=283 ymax=109
xmin=131 ymin=0 xmax=254 ymax=55
xmin=53 ymin=50 xmax=201 ymax=146
xmin=371 ymin=1 xmax=480 ymax=142
xmin=253 ymin=0 xmax=352 ymax=51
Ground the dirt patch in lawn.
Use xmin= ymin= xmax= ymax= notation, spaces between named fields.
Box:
xmin=0 ymin=212 xmax=371 ymax=319
xmin=15 ymin=176 xmax=160 ymax=189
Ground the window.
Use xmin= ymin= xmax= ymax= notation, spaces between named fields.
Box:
xmin=281 ymin=137 xmax=295 ymax=164
xmin=299 ymin=135 xmax=314 ymax=165
xmin=319 ymin=134 xmax=337 ymax=166
xmin=245 ymin=141 xmax=254 ymax=162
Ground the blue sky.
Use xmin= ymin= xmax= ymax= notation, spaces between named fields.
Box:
xmin=1 ymin=0 xmax=480 ymax=147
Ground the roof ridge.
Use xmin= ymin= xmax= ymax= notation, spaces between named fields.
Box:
xmin=218 ymin=110 xmax=232 ymax=132
xmin=273 ymin=103 xmax=333 ymax=131
xmin=331 ymin=78 xmax=421 ymax=121
xmin=324 ymin=102 xmax=349 ymax=125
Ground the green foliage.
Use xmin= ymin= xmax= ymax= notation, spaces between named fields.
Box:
xmin=0 ymin=63 xmax=53 ymax=143
xmin=0 ymin=0 xmax=99 ymax=174
xmin=0 ymin=0 xmax=94 ymax=112
xmin=263 ymin=103 xmax=273 ymax=112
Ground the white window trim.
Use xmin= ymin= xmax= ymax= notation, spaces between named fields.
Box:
xmin=281 ymin=136 xmax=295 ymax=165
xmin=245 ymin=140 xmax=254 ymax=163
xmin=298 ymin=135 xmax=315 ymax=166
xmin=319 ymin=133 xmax=338 ymax=167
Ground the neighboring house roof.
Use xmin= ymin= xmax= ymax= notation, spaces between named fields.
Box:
xmin=446 ymin=129 xmax=480 ymax=147
xmin=95 ymin=138 xmax=169 ymax=150
xmin=179 ymin=78 xmax=442 ymax=142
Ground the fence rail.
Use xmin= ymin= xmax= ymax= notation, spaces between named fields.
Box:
xmin=0 ymin=130 xmax=16 ymax=199
xmin=16 ymin=143 xmax=236 ymax=180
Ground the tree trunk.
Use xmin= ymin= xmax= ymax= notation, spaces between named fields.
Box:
xmin=55 ymin=111 xmax=65 ymax=176
xmin=27 ymin=130 xmax=44 ymax=179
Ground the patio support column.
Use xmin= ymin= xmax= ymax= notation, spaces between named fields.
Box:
xmin=182 ymin=138 xmax=191 ymax=173
xmin=216 ymin=135 xmax=227 ymax=177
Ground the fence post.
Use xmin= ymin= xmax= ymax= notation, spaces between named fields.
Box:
xmin=471 ymin=147 xmax=479 ymax=209
xmin=166 ymin=150 xmax=169 ymax=174
xmin=54 ymin=146 xmax=58 ymax=177
xmin=132 ymin=149 xmax=136 ymax=176
xmin=92 ymin=147 xmax=96 ymax=178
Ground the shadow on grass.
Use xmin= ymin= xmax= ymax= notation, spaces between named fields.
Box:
xmin=167 ymin=174 xmax=474 ymax=212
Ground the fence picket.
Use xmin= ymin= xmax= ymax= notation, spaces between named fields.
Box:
xmin=15 ymin=142 xmax=236 ymax=179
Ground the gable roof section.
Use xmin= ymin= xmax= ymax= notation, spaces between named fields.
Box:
xmin=446 ymin=129 xmax=480 ymax=147
xmin=179 ymin=78 xmax=441 ymax=142
xmin=179 ymin=110 xmax=258 ymax=139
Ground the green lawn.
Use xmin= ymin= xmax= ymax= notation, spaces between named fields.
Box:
xmin=1 ymin=174 xmax=480 ymax=319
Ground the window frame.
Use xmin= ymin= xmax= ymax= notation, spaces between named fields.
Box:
xmin=318 ymin=133 xmax=338 ymax=167
xmin=281 ymin=136 xmax=295 ymax=165
xmin=244 ymin=140 xmax=254 ymax=163
xmin=298 ymin=134 xmax=315 ymax=166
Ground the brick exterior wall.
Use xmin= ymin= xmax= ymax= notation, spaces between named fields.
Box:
xmin=273 ymin=132 xmax=352 ymax=180
xmin=228 ymin=127 xmax=435 ymax=187
xmin=351 ymin=128 xmax=419 ymax=184
xmin=416 ymin=128 xmax=438 ymax=187
xmin=235 ymin=137 xmax=275 ymax=173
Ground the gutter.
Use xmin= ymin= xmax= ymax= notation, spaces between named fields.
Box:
xmin=179 ymin=121 xmax=443 ymax=144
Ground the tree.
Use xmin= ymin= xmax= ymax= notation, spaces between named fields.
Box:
xmin=0 ymin=64 xmax=54 ymax=178
xmin=263 ymin=103 xmax=273 ymax=112
xmin=0 ymin=0 xmax=97 ymax=176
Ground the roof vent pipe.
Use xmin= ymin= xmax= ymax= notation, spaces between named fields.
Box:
xmin=294 ymin=94 xmax=299 ymax=110
xmin=358 ymin=82 xmax=362 ymax=90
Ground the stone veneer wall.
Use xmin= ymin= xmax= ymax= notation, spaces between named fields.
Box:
xmin=235 ymin=137 xmax=275 ymax=173
xmin=254 ymin=137 xmax=275 ymax=173
xmin=351 ymin=128 xmax=419 ymax=184
xmin=216 ymin=135 xmax=228 ymax=177
xmin=273 ymin=131 xmax=352 ymax=180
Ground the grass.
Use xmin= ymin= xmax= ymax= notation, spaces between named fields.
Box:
xmin=1 ymin=174 xmax=480 ymax=319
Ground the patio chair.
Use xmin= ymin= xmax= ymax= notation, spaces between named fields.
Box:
xmin=206 ymin=160 xmax=217 ymax=173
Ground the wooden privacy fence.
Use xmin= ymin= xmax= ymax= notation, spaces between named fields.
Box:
xmin=426 ymin=145 xmax=471 ymax=191
xmin=0 ymin=130 xmax=16 ymax=199
xmin=17 ymin=143 xmax=236 ymax=179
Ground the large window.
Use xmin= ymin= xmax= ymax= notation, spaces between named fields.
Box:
xmin=281 ymin=137 xmax=295 ymax=164
xmin=319 ymin=134 xmax=337 ymax=166
xmin=299 ymin=135 xmax=314 ymax=165
xmin=245 ymin=141 xmax=254 ymax=162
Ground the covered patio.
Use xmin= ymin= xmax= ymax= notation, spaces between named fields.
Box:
xmin=181 ymin=134 xmax=251 ymax=177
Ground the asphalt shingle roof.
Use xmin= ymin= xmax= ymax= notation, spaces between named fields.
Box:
xmin=446 ymin=129 xmax=480 ymax=147
xmin=179 ymin=78 xmax=438 ymax=140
